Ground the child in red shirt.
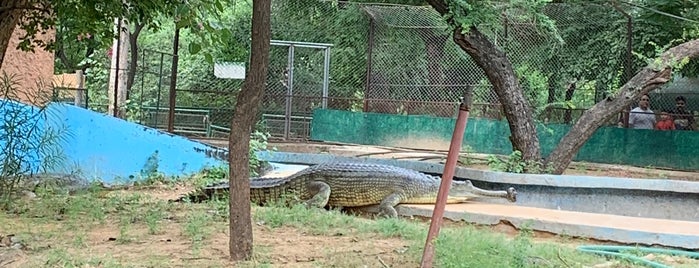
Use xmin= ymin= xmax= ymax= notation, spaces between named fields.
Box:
xmin=656 ymin=110 xmax=675 ymax=130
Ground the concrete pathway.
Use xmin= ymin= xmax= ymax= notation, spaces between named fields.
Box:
xmin=397 ymin=203 xmax=699 ymax=250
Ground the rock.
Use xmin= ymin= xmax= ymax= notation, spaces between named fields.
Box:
xmin=1 ymin=235 xmax=13 ymax=247
xmin=0 ymin=248 xmax=29 ymax=267
xmin=20 ymin=191 xmax=36 ymax=200
xmin=9 ymin=235 xmax=21 ymax=244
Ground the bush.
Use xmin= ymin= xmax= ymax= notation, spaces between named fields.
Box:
xmin=0 ymin=73 xmax=71 ymax=208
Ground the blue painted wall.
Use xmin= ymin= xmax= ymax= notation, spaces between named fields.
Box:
xmin=1 ymin=101 xmax=227 ymax=183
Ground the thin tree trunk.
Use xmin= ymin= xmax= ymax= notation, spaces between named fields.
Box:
xmin=563 ymin=81 xmax=576 ymax=124
xmin=108 ymin=18 xmax=130 ymax=118
xmin=546 ymin=39 xmax=699 ymax=174
xmin=0 ymin=0 xmax=27 ymax=71
xmin=126 ymin=22 xmax=145 ymax=95
xmin=228 ymin=0 xmax=271 ymax=261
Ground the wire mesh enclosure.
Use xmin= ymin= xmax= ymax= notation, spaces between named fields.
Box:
xmin=83 ymin=0 xmax=698 ymax=140
xmin=262 ymin=40 xmax=332 ymax=140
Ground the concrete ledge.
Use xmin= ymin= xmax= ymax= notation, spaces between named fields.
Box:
xmin=257 ymin=151 xmax=699 ymax=222
xmin=257 ymin=151 xmax=699 ymax=193
xmin=395 ymin=204 xmax=699 ymax=250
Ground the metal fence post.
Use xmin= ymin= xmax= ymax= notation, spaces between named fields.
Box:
xmin=322 ymin=47 xmax=330 ymax=109
xmin=420 ymin=88 xmax=473 ymax=267
xmin=284 ymin=45 xmax=295 ymax=140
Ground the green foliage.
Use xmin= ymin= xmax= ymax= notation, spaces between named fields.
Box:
xmin=186 ymin=127 xmax=270 ymax=188
xmin=633 ymin=0 xmax=699 ymax=76
xmin=487 ymin=150 xmax=551 ymax=174
xmin=249 ymin=130 xmax=270 ymax=177
xmin=183 ymin=210 xmax=213 ymax=252
xmin=633 ymin=39 xmax=693 ymax=71
xmin=445 ymin=0 xmax=558 ymax=37
xmin=0 ymin=74 xmax=71 ymax=208
xmin=515 ymin=64 xmax=549 ymax=107
xmin=488 ymin=151 xmax=527 ymax=173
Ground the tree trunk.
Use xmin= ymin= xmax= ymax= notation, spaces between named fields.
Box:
xmin=107 ymin=18 xmax=130 ymax=118
xmin=126 ymin=22 xmax=145 ymax=96
xmin=228 ymin=0 xmax=271 ymax=261
xmin=425 ymin=0 xmax=541 ymax=162
xmin=563 ymin=81 xmax=576 ymax=124
xmin=451 ymin=26 xmax=541 ymax=161
xmin=0 ymin=0 xmax=27 ymax=71
xmin=545 ymin=39 xmax=699 ymax=174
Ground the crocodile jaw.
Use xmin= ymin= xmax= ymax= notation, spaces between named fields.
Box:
xmin=401 ymin=181 xmax=517 ymax=204
xmin=401 ymin=195 xmax=479 ymax=204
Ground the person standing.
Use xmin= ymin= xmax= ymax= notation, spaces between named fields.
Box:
xmin=673 ymin=96 xmax=695 ymax=130
xmin=655 ymin=110 xmax=676 ymax=130
xmin=628 ymin=94 xmax=656 ymax=129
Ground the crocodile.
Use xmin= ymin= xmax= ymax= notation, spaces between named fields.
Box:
xmin=179 ymin=162 xmax=517 ymax=217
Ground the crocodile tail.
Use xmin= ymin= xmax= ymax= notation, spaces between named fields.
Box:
xmin=173 ymin=176 xmax=291 ymax=203
xmin=173 ymin=180 xmax=229 ymax=203
xmin=175 ymin=189 xmax=208 ymax=203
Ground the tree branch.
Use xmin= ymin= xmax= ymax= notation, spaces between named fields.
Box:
xmin=425 ymin=0 xmax=448 ymax=15
xmin=546 ymin=38 xmax=699 ymax=174
xmin=0 ymin=5 xmax=50 ymax=14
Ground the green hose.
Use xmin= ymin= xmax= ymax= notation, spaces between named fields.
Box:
xmin=577 ymin=245 xmax=699 ymax=268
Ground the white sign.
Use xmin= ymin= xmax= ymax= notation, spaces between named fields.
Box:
xmin=214 ymin=62 xmax=246 ymax=79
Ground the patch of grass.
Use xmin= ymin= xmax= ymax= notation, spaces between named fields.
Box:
xmin=144 ymin=206 xmax=166 ymax=235
xmin=117 ymin=215 xmax=135 ymax=244
xmin=252 ymin=202 xmax=611 ymax=267
xmin=183 ymin=210 xmax=213 ymax=252
xmin=237 ymin=245 xmax=275 ymax=268
xmin=72 ymin=231 xmax=88 ymax=248
xmin=189 ymin=166 xmax=229 ymax=188
xmin=43 ymin=248 xmax=123 ymax=267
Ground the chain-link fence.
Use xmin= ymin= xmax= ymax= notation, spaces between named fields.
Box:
xmin=82 ymin=0 xmax=698 ymax=140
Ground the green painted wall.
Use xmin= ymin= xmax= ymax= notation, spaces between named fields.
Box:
xmin=310 ymin=109 xmax=699 ymax=171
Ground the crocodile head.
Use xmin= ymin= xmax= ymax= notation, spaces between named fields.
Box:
xmin=447 ymin=180 xmax=517 ymax=203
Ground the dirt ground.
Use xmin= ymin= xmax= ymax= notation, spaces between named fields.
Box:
xmin=0 ymin=184 xmax=418 ymax=268
xmin=2 ymin=181 xmax=698 ymax=268
xmin=2 ymin=140 xmax=697 ymax=267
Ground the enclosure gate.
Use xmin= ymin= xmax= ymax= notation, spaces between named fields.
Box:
xmin=263 ymin=40 xmax=332 ymax=140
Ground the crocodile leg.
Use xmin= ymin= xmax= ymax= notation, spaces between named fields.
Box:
xmin=304 ymin=181 xmax=331 ymax=208
xmin=378 ymin=193 xmax=401 ymax=218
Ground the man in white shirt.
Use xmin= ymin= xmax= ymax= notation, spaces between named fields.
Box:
xmin=628 ymin=94 xmax=656 ymax=129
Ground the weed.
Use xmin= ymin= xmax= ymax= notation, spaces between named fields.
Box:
xmin=237 ymin=245 xmax=274 ymax=267
xmin=190 ymin=165 xmax=228 ymax=188
xmin=72 ymin=232 xmax=88 ymax=248
xmin=488 ymin=150 xmax=553 ymax=174
xmin=0 ymin=73 xmax=72 ymax=209
xmin=43 ymin=248 xmax=123 ymax=267
xmin=183 ymin=210 xmax=212 ymax=251
xmin=117 ymin=215 xmax=134 ymax=244
xmin=512 ymin=228 xmax=533 ymax=268
xmin=144 ymin=206 xmax=165 ymax=235
xmin=249 ymin=130 xmax=271 ymax=177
